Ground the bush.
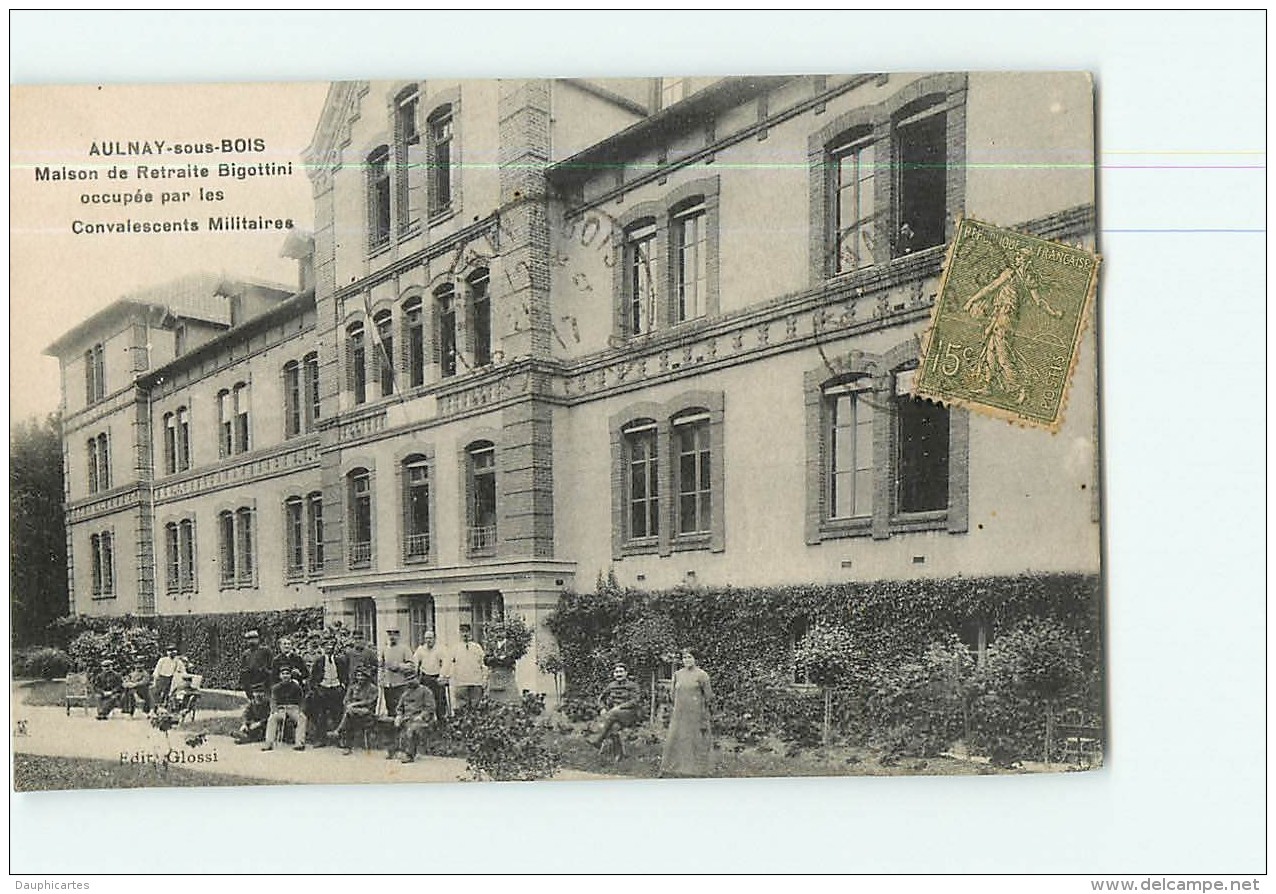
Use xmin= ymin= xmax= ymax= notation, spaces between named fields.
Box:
xmin=558 ymin=696 xmax=598 ymax=724
xmin=862 ymin=637 xmax=974 ymax=758
xmin=445 ymin=698 xmax=560 ymax=781
xmin=154 ymin=608 xmax=324 ymax=688
xmin=483 ymin=616 xmax=534 ymax=668
xmin=68 ymin=626 xmax=160 ymax=673
xmin=12 ymin=646 xmax=71 ymax=679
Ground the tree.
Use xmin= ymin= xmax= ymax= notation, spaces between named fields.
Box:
xmin=794 ymin=622 xmax=859 ymax=745
xmin=10 ymin=413 xmax=67 ymax=646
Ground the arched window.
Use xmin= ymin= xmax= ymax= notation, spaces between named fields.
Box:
xmin=178 ymin=518 xmax=195 ymax=591
xmin=426 ymin=104 xmax=453 ymax=214
xmin=402 ymin=455 xmax=431 ymax=562
xmin=827 ymin=126 xmax=877 ymax=274
xmin=436 ymin=285 xmax=457 ymax=378
xmin=163 ymin=412 xmax=177 ymax=475
xmin=824 ymin=378 xmax=875 ymax=520
xmin=465 ymin=441 xmax=497 ymax=557
xmin=892 ymin=96 xmax=948 ymax=257
xmin=623 ymin=419 xmax=659 ymax=541
xmin=232 ymin=382 xmax=251 ymax=454
xmin=218 ymin=510 xmax=236 ymax=587
xmin=374 ymin=309 xmax=395 ymax=397
xmin=99 ymin=531 xmax=114 ymax=595
xmin=176 ymin=406 xmax=190 ymax=471
xmin=165 ymin=522 xmax=181 ymax=592
xmin=402 ymin=296 xmax=425 ymax=388
xmin=367 ymin=145 xmax=391 ymax=249
xmin=347 ymin=322 xmax=367 ymax=405
xmin=348 ymin=469 xmax=373 ymax=569
xmin=87 ymin=437 xmax=99 ymax=493
xmin=624 ymin=219 xmax=658 ymax=336
xmin=284 ymin=496 xmax=305 ymax=580
xmin=89 ymin=533 xmax=103 ymax=595
xmin=306 ymin=491 xmax=325 ymax=575
xmin=672 ymin=409 xmax=712 ymax=536
xmin=235 ymin=507 xmax=255 ymax=585
xmin=394 ymin=86 xmax=421 ymax=230
xmin=468 ymin=268 xmax=492 ymax=368
xmin=303 ymin=352 xmax=321 ymax=429
xmin=893 ymin=367 xmax=949 ymax=513
xmin=671 ymin=199 xmax=708 ymax=321
xmin=217 ymin=389 xmax=232 ymax=457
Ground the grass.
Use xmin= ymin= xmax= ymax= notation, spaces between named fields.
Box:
xmin=17 ymin=679 xmax=247 ymax=712
xmin=13 ymin=753 xmax=268 ymax=791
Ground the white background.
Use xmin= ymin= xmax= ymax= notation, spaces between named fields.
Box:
xmin=7 ymin=10 xmax=1267 ymax=876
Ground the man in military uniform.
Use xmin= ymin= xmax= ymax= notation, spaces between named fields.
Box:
xmin=237 ymin=629 xmax=272 ymax=701
xmin=233 ymin=685 xmax=271 ymax=744
xmin=387 ymin=666 xmax=436 ymax=764
xmin=94 ymin=658 xmax=125 ymax=720
xmin=336 ymin=666 xmax=380 ymax=755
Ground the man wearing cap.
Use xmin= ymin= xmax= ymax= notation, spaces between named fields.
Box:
xmin=344 ymin=629 xmax=378 ymax=679
xmin=590 ymin=664 xmax=642 ymax=749
xmin=233 ymin=685 xmax=271 ymax=744
xmin=94 ymin=659 xmax=125 ymax=720
xmin=307 ymin=636 xmax=349 ymax=746
xmin=263 ymin=665 xmax=308 ymax=751
xmin=379 ymin=628 xmax=415 ymax=716
xmin=237 ymin=629 xmax=273 ymax=701
xmin=412 ymin=630 xmax=450 ymax=719
xmin=449 ymin=625 xmax=487 ymax=712
xmin=120 ymin=658 xmax=153 ymax=717
xmin=387 ymin=665 xmax=436 ymax=763
xmin=271 ymin=637 xmax=308 ymax=686
xmin=151 ymin=645 xmax=186 ymax=709
xmin=336 ymin=666 xmax=379 ymax=754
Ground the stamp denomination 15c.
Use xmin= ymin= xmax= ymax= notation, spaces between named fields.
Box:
xmin=914 ymin=217 xmax=1100 ymax=431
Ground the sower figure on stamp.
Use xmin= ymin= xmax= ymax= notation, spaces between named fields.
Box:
xmin=237 ymin=629 xmax=273 ymax=702
xmin=308 ymin=636 xmax=349 ymax=746
xmin=336 ymin=665 xmax=379 ymax=755
xmin=387 ymin=665 xmax=436 ymax=764
xmin=94 ymin=658 xmax=125 ymax=720
xmin=379 ymin=628 xmax=415 ymax=716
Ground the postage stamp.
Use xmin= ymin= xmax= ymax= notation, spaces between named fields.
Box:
xmin=914 ymin=217 xmax=1100 ymax=431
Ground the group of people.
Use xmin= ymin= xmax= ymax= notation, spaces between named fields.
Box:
xmin=232 ymin=624 xmax=494 ymax=763
xmin=90 ymin=644 xmax=199 ymax=720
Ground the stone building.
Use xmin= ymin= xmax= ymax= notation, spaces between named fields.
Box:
xmin=47 ymin=74 xmax=1099 ymax=697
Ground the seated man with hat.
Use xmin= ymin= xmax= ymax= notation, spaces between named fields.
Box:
xmin=335 ymin=665 xmax=380 ymax=754
xmin=120 ymin=658 xmax=153 ymax=717
xmin=589 ymin=664 xmax=642 ymax=749
xmin=94 ymin=658 xmax=125 ymax=720
xmin=262 ymin=665 xmax=308 ymax=751
xmin=233 ymin=684 xmax=271 ymax=744
xmin=387 ymin=665 xmax=436 ymax=763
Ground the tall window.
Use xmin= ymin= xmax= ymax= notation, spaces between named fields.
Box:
xmin=408 ymin=595 xmax=435 ymax=649
xmin=284 ymin=497 xmax=305 ymax=580
xmin=375 ymin=310 xmax=395 ymax=397
xmin=176 ymin=407 xmax=190 ymax=471
xmin=88 ymin=433 xmax=110 ymax=492
xmin=218 ymin=511 xmax=236 ymax=587
xmin=348 ymin=470 xmax=373 ymax=569
xmin=232 ymin=382 xmax=251 ymax=454
xmin=217 ymin=389 xmax=232 ymax=457
xmin=348 ymin=322 xmax=367 ymax=405
xmin=403 ymin=297 xmax=425 ymax=388
xmin=283 ymin=360 xmax=302 ymax=438
xmin=660 ymin=77 xmax=687 ymax=109
xmin=674 ymin=202 xmax=708 ymax=322
xmin=674 ymin=413 xmax=712 ymax=536
xmin=831 ymin=131 xmax=877 ymax=274
xmin=84 ymin=343 xmax=105 ymax=404
xmin=625 ymin=222 xmax=658 ymax=336
xmin=87 ymin=438 xmax=99 ymax=494
xmin=893 ymin=99 xmax=947 ymax=257
xmin=307 ymin=492 xmax=325 ymax=575
xmin=895 ymin=371 xmax=950 ymax=514
xmin=403 ymin=456 xmax=431 ymax=562
xmin=178 ymin=518 xmax=195 ymax=591
xmin=469 ymin=591 xmax=504 ymax=648
xmin=89 ymin=532 xmax=114 ymax=596
xmin=395 ymin=86 xmax=421 ymax=231
xmin=427 ymin=105 xmax=453 ymax=214
xmin=353 ymin=597 xmax=377 ymax=645
xmin=235 ymin=507 xmax=255 ymax=586
xmin=826 ymin=384 xmax=875 ymax=519
xmin=163 ymin=414 xmax=177 ymax=475
xmin=466 ymin=442 xmax=497 ymax=556
xmin=367 ymin=145 xmax=391 ymax=250
xmin=165 ymin=523 xmax=181 ymax=592
xmin=624 ymin=421 xmax=659 ymax=541
xmin=468 ymin=269 xmax=492 ymax=368
xmin=303 ymin=352 xmax=321 ymax=429
xmin=436 ymin=285 xmax=457 ymax=378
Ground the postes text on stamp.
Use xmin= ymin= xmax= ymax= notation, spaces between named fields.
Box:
xmin=914 ymin=217 xmax=1100 ymax=431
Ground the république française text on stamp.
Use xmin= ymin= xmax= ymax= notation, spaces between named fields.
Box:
xmin=914 ymin=217 xmax=1100 ymax=431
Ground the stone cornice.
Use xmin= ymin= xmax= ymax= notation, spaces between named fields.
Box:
xmin=67 ymin=484 xmax=143 ymax=524
xmin=153 ymin=437 xmax=319 ymax=505
xmin=319 ymin=557 xmax=578 ymax=593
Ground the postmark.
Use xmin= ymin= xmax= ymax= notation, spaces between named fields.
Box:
xmin=914 ymin=217 xmax=1100 ymax=431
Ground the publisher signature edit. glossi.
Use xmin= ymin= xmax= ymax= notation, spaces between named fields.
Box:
xmin=121 ymin=748 xmax=219 ymax=765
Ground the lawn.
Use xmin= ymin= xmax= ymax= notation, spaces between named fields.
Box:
xmin=17 ymin=679 xmax=246 ymax=712
xmin=13 ymin=754 xmax=268 ymax=791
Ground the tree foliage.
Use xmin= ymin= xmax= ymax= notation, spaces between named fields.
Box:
xmin=10 ymin=413 xmax=68 ymax=646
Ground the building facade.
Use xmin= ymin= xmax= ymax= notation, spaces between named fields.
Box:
xmin=48 ymin=74 xmax=1100 ymax=697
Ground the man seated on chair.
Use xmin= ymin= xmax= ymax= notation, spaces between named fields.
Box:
xmin=233 ymin=684 xmax=271 ymax=744
xmin=94 ymin=659 xmax=125 ymax=720
xmin=120 ymin=659 xmax=153 ymax=717
xmin=263 ymin=665 xmax=308 ymax=751
xmin=387 ymin=665 xmax=436 ymax=764
xmin=590 ymin=664 xmax=642 ymax=749
xmin=336 ymin=666 xmax=379 ymax=755
xmin=169 ymin=663 xmax=198 ymax=715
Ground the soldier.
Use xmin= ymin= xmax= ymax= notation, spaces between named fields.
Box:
xmin=120 ymin=658 xmax=153 ymax=717
xmin=307 ymin=636 xmax=349 ymax=746
xmin=387 ymin=666 xmax=436 ymax=764
xmin=233 ymin=685 xmax=271 ymax=744
xmin=262 ymin=665 xmax=308 ymax=751
xmin=336 ymin=666 xmax=380 ymax=755
xmin=94 ymin=658 xmax=125 ymax=720
xmin=237 ymin=629 xmax=272 ymax=701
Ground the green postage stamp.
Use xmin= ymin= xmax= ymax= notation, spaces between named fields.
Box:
xmin=915 ymin=217 xmax=1100 ymax=431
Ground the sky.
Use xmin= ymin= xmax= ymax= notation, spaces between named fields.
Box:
xmin=9 ymin=81 xmax=331 ymax=422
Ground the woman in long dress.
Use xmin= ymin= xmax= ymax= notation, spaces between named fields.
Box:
xmin=660 ymin=650 xmax=714 ymax=777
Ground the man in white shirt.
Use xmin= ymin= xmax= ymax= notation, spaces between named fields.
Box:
xmin=449 ymin=625 xmax=487 ymax=712
xmin=379 ymin=628 xmax=415 ymax=715
xmin=412 ymin=630 xmax=450 ymax=718
xmin=151 ymin=645 xmax=186 ymax=709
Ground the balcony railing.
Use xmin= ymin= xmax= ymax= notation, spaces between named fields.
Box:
xmin=349 ymin=540 xmax=372 ymax=569
xmin=404 ymin=533 xmax=431 ymax=562
xmin=467 ymin=525 xmax=497 ymax=556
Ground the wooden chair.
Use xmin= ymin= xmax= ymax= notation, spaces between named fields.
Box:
xmin=64 ymin=672 xmax=93 ymax=716
xmin=1057 ymin=707 xmax=1103 ymax=767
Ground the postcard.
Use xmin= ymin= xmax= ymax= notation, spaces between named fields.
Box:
xmin=9 ymin=72 xmax=1103 ymax=792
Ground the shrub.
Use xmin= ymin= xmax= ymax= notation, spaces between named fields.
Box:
xmin=68 ymin=626 xmax=160 ymax=673
xmin=154 ymin=608 xmax=324 ymax=688
xmin=482 ymin=615 xmax=533 ymax=668
xmin=446 ymin=698 xmax=560 ymax=781
xmin=862 ymin=637 xmax=974 ymax=758
xmin=558 ymin=696 xmax=598 ymax=724
xmin=12 ymin=646 xmax=71 ymax=679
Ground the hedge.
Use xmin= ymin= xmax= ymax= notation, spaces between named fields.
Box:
xmin=154 ymin=608 xmax=325 ymax=689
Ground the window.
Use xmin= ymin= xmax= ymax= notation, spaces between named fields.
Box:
xmin=894 ymin=370 xmax=950 ymax=514
xmin=673 ymin=202 xmax=708 ymax=322
xmin=403 ymin=456 xmax=431 ymax=562
xmin=84 ymin=343 xmax=105 ymax=404
xmin=163 ymin=413 xmax=177 ymax=475
xmin=624 ymin=421 xmax=659 ymax=541
xmin=468 ymin=268 xmax=492 ymax=368
xmin=826 ymin=382 xmax=875 ymax=519
xmin=235 ymin=507 xmax=255 ymax=586
xmin=178 ymin=519 xmax=195 ymax=591
xmin=436 ymin=285 xmax=457 ymax=378
xmin=87 ymin=432 xmax=110 ymax=493
xmin=466 ymin=442 xmax=497 ymax=557
xmin=427 ymin=105 xmax=453 ymax=214
xmin=284 ymin=497 xmax=305 ymax=580
xmin=89 ymin=531 xmax=114 ymax=597
xmin=87 ymin=438 xmax=99 ymax=494
xmin=218 ymin=506 xmax=255 ymax=589
xmin=468 ymin=591 xmax=504 ymax=648
xmin=353 ymin=598 xmax=377 ymax=645
xmin=625 ymin=222 xmax=658 ymax=336
xmin=176 ymin=407 xmax=190 ymax=471
xmin=232 ymin=382 xmax=251 ymax=454
xmin=395 ymin=86 xmax=421 ymax=231
xmin=660 ymin=77 xmax=687 ymax=109
xmin=303 ymin=352 xmax=321 ymax=429
xmin=893 ymin=99 xmax=947 ymax=257
xmin=174 ymin=323 xmax=187 ymax=356
xmin=403 ymin=297 xmax=425 ymax=388
xmin=165 ymin=523 xmax=180 ymax=592
xmin=283 ymin=361 xmax=302 ymax=438
xmin=374 ymin=310 xmax=395 ymax=397
xmin=348 ymin=470 xmax=373 ymax=569
xmin=217 ymin=389 xmax=232 ymax=457
xmin=347 ymin=322 xmax=367 ymax=405
xmin=367 ymin=145 xmax=391 ymax=250
xmin=218 ymin=511 xmax=236 ymax=587
xmin=408 ymin=595 xmax=435 ymax=649
xmin=306 ymin=492 xmax=325 ymax=575
xmin=830 ymin=131 xmax=877 ymax=273
xmin=673 ymin=413 xmax=712 ymax=536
